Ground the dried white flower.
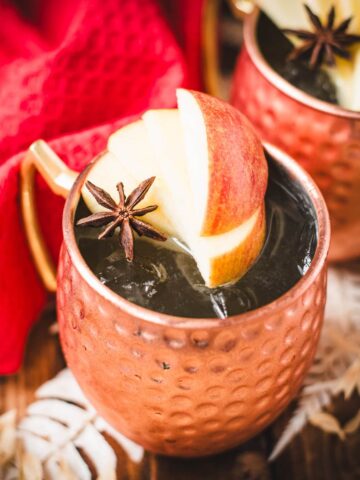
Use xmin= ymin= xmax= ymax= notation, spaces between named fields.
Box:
xmin=309 ymin=412 xmax=345 ymax=440
xmin=344 ymin=409 xmax=360 ymax=435
xmin=0 ymin=370 xmax=144 ymax=479
xmin=271 ymin=264 xmax=360 ymax=460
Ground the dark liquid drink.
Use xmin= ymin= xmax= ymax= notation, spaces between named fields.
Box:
xmin=75 ymin=155 xmax=317 ymax=319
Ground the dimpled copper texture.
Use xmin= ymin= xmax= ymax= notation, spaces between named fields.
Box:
xmin=57 ymin=146 xmax=330 ymax=457
xmin=231 ymin=9 xmax=360 ymax=262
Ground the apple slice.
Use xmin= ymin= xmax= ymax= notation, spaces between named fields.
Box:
xmin=176 ymin=89 xmax=268 ymax=236
xmin=194 ymin=206 xmax=265 ymax=288
xmin=142 ymin=109 xmax=191 ymax=236
xmin=351 ymin=49 xmax=360 ymax=110
xmin=83 ymin=121 xmax=175 ymax=237
xmin=324 ymin=0 xmax=360 ymax=110
xmin=336 ymin=0 xmax=360 ymax=30
xmin=256 ymin=0 xmax=324 ymax=30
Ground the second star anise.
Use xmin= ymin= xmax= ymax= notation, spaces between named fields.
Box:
xmin=283 ymin=4 xmax=360 ymax=69
xmin=77 ymin=176 xmax=167 ymax=261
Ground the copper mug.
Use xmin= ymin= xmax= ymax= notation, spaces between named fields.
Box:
xmin=228 ymin=3 xmax=360 ymax=262
xmin=20 ymin=138 xmax=330 ymax=457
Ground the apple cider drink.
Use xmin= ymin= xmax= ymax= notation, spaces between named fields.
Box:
xmin=75 ymin=89 xmax=318 ymax=318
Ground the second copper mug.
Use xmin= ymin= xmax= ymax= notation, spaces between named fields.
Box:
xmin=20 ymin=139 xmax=330 ymax=457
xmin=230 ymin=5 xmax=360 ymax=262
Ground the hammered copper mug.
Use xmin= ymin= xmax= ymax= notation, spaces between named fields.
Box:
xmin=20 ymin=139 xmax=330 ymax=457
xmin=227 ymin=3 xmax=360 ymax=262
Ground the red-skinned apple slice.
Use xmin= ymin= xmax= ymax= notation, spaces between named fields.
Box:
xmin=177 ymin=89 xmax=268 ymax=236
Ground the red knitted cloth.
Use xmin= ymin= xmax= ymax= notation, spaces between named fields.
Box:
xmin=0 ymin=0 xmax=203 ymax=373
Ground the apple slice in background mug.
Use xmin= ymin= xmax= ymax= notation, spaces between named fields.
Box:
xmin=20 ymin=89 xmax=330 ymax=456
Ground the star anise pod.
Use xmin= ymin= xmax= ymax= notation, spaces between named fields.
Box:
xmin=283 ymin=4 xmax=360 ymax=69
xmin=77 ymin=177 xmax=167 ymax=261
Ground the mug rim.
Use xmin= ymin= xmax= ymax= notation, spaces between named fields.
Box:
xmin=62 ymin=143 xmax=330 ymax=329
xmin=243 ymin=7 xmax=360 ymax=120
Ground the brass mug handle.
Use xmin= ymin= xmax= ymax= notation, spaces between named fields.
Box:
xmin=202 ymin=0 xmax=255 ymax=97
xmin=20 ymin=140 xmax=78 ymax=292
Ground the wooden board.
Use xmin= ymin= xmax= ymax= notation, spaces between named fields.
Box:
xmin=1 ymin=305 xmax=360 ymax=479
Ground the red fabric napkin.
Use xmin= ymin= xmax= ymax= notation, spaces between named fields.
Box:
xmin=0 ymin=0 xmax=204 ymax=374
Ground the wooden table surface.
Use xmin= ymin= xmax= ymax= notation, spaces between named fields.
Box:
xmin=1 ymin=303 xmax=360 ymax=480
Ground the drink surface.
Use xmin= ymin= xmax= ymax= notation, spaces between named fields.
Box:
xmin=75 ymin=157 xmax=318 ymax=319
